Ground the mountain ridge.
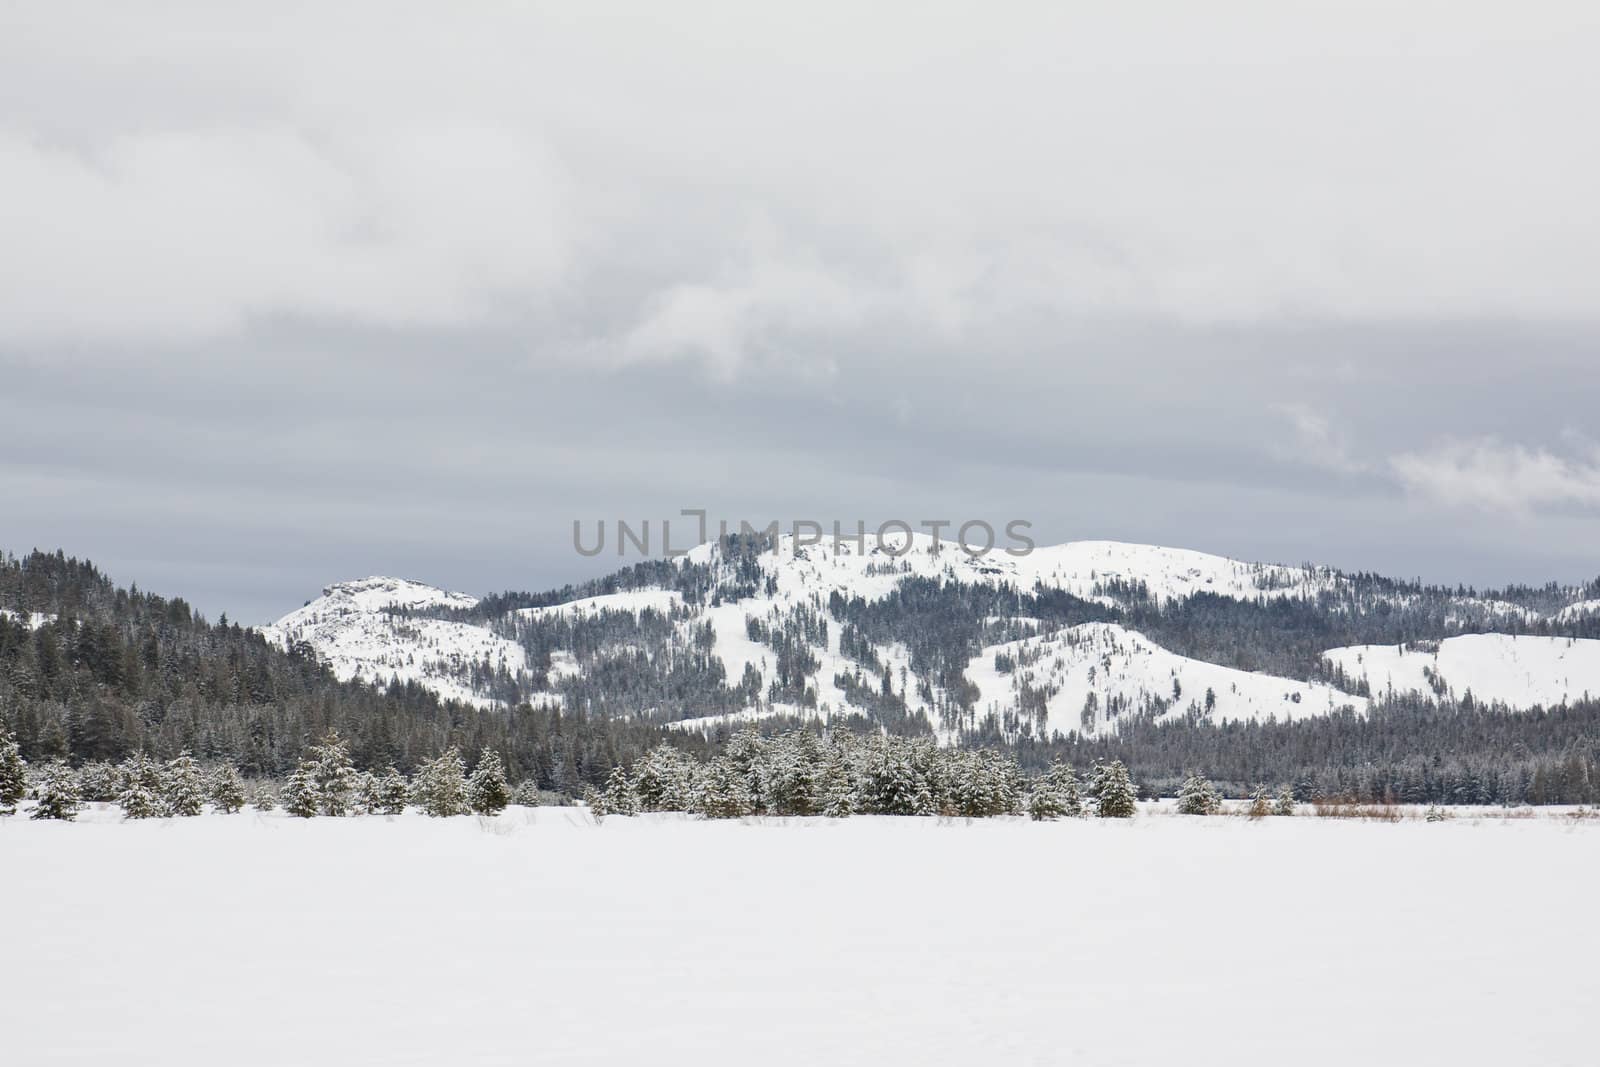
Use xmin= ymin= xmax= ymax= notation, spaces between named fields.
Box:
xmin=255 ymin=536 xmax=1600 ymax=739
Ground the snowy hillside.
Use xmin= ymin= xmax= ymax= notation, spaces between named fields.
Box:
xmin=1323 ymin=634 xmax=1600 ymax=709
xmin=967 ymin=622 xmax=1366 ymax=737
xmin=258 ymin=577 xmax=530 ymax=710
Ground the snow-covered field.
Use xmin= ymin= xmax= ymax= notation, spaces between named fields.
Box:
xmin=4 ymin=806 xmax=1596 ymax=1066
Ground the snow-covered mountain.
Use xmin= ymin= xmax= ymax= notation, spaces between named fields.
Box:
xmin=257 ymin=537 xmax=1600 ymax=737
xmin=258 ymin=577 xmax=531 ymax=710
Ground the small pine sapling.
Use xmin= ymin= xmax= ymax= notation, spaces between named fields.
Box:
xmin=467 ymin=748 xmax=511 ymax=815
xmin=281 ymin=767 xmax=320 ymax=818
xmin=31 ymin=760 xmax=82 ymax=821
xmin=1092 ymin=760 xmax=1137 ymax=819
xmin=161 ymin=752 xmax=207 ymax=816
xmin=209 ymin=764 xmax=247 ymax=813
xmin=1176 ymin=774 xmax=1222 ymax=816
xmin=1272 ymin=788 xmax=1296 ymax=817
xmin=1246 ymin=786 xmax=1271 ymax=820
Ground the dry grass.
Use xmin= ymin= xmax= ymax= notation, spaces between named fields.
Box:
xmin=1311 ymin=798 xmax=1403 ymax=822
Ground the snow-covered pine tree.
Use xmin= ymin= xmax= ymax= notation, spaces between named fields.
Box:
xmin=1272 ymin=787 xmax=1296 ymax=816
xmin=511 ymin=779 xmax=542 ymax=807
xmin=1028 ymin=761 xmax=1082 ymax=820
xmin=412 ymin=748 xmax=467 ymax=817
xmin=208 ymin=764 xmax=247 ymax=813
xmin=820 ymin=754 xmax=855 ymax=818
xmin=691 ymin=756 xmax=753 ymax=819
xmin=766 ymin=732 xmax=824 ymax=817
xmin=250 ymin=782 xmax=278 ymax=812
xmin=76 ymin=761 xmax=122 ymax=802
xmin=859 ymin=739 xmax=934 ymax=816
xmin=0 ymin=728 xmax=26 ymax=814
xmin=601 ymin=764 xmax=638 ymax=816
xmin=1176 ymin=774 xmax=1221 ymax=816
xmin=31 ymin=760 xmax=81 ymax=821
xmin=631 ymin=744 xmax=695 ymax=812
xmin=118 ymin=754 xmax=164 ymax=819
xmin=468 ymin=748 xmax=511 ymax=815
xmin=161 ymin=751 xmax=207 ymax=816
xmin=351 ymin=771 xmax=378 ymax=814
xmin=1093 ymin=759 xmax=1137 ymax=818
xmin=281 ymin=766 xmax=320 ymax=818
xmin=116 ymin=753 xmax=163 ymax=818
xmin=723 ymin=727 xmax=771 ymax=814
xmin=368 ymin=767 xmax=409 ymax=815
xmin=306 ymin=731 xmax=356 ymax=817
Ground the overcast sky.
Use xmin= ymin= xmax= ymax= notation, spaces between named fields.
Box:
xmin=4 ymin=2 xmax=1600 ymax=622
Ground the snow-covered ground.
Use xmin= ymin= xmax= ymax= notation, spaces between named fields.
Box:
xmin=1324 ymin=634 xmax=1600 ymax=708
xmin=3 ymin=807 xmax=1595 ymax=1066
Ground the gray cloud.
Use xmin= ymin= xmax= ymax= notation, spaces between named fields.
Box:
xmin=3 ymin=3 xmax=1600 ymax=619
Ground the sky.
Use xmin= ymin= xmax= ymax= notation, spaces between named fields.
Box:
xmin=3 ymin=1 xmax=1600 ymax=622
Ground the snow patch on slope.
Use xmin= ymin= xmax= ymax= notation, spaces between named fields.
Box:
xmin=517 ymin=590 xmax=682 ymax=620
xmin=1323 ymin=634 xmax=1600 ymax=709
xmin=0 ymin=609 xmax=56 ymax=630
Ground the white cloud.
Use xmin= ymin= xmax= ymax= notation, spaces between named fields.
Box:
xmin=2 ymin=2 xmax=1599 ymax=371
xmin=1272 ymin=403 xmax=1367 ymax=475
xmin=1390 ymin=438 xmax=1600 ymax=514
xmin=0 ymin=124 xmax=567 ymax=344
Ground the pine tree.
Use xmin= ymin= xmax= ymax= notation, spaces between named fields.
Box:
xmin=366 ymin=767 xmax=409 ymax=815
xmin=281 ymin=766 xmax=320 ymax=818
xmin=1028 ymin=761 xmax=1082 ymax=820
xmin=412 ymin=748 xmax=467 ymax=817
xmin=692 ymin=756 xmax=754 ymax=819
xmin=76 ymin=761 xmax=122 ymax=802
xmin=1245 ymin=785 xmax=1271 ymax=819
xmin=0 ymin=729 xmax=26 ymax=814
xmin=31 ymin=760 xmax=81 ymax=820
xmin=1092 ymin=760 xmax=1137 ymax=818
xmin=860 ymin=739 xmax=934 ymax=816
xmin=251 ymin=783 xmax=278 ymax=812
xmin=1272 ymin=787 xmax=1296 ymax=816
xmin=632 ymin=744 xmax=695 ymax=812
xmin=766 ymin=732 xmax=824 ymax=816
xmin=118 ymin=753 xmax=164 ymax=819
xmin=601 ymin=764 xmax=638 ymax=816
xmin=820 ymin=755 xmax=855 ymax=818
xmin=306 ymin=731 xmax=356 ymax=817
xmin=209 ymin=764 xmax=247 ymax=814
xmin=1177 ymin=774 xmax=1221 ymax=816
xmin=351 ymin=771 xmax=377 ymax=814
xmin=161 ymin=751 xmax=207 ymax=817
xmin=511 ymin=779 xmax=542 ymax=807
xmin=468 ymin=748 xmax=511 ymax=815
